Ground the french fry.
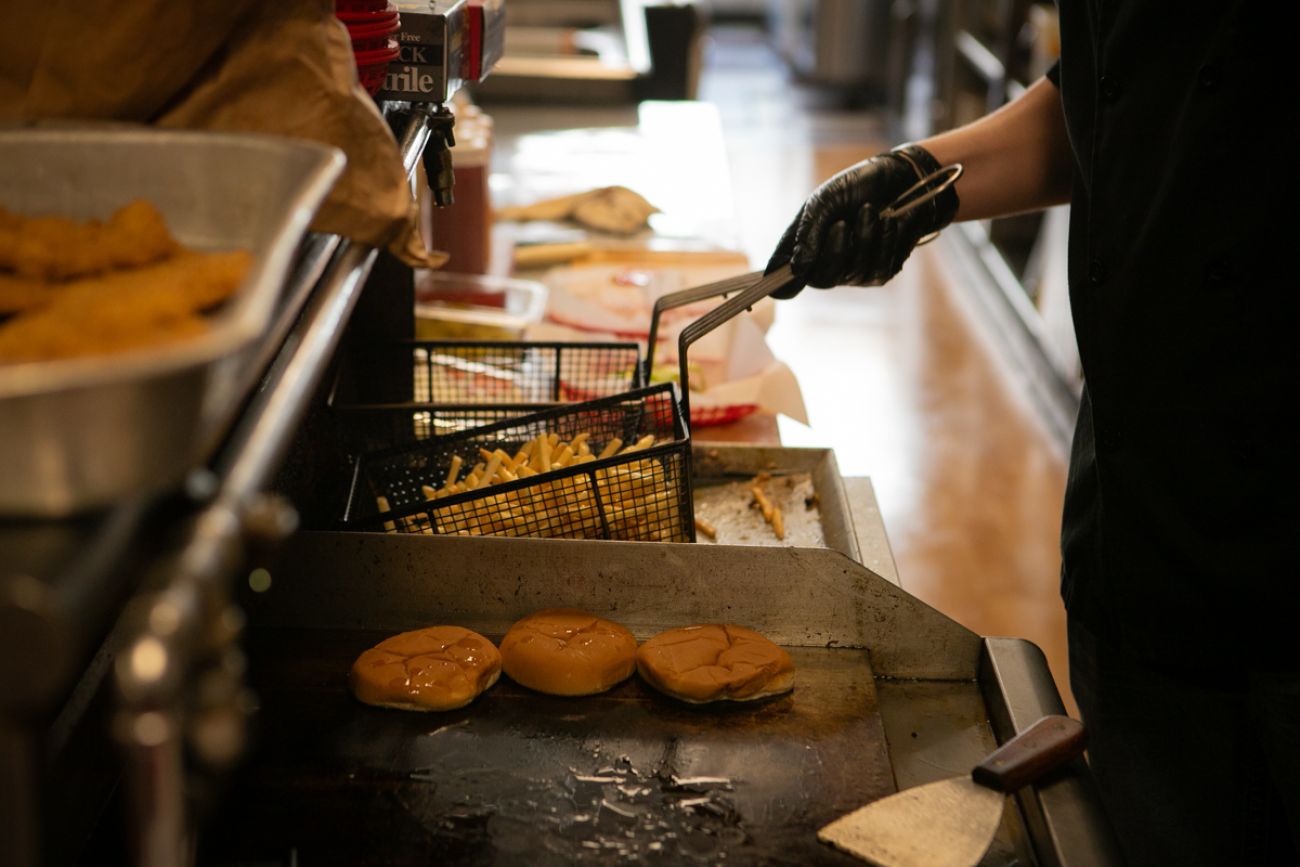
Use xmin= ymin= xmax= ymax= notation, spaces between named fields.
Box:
xmin=445 ymin=455 xmax=464 ymax=487
xmin=482 ymin=451 xmax=505 ymax=485
xmin=748 ymin=475 xmax=786 ymax=541
xmin=694 ymin=516 xmax=718 ymax=539
xmin=375 ymin=495 xmax=395 ymax=532
xmin=629 ymin=434 xmax=655 ymax=451
xmin=598 ymin=438 xmax=622 ymax=460
xmin=553 ymin=445 xmax=574 ymax=467
xmin=605 ymin=492 xmax=672 ymax=533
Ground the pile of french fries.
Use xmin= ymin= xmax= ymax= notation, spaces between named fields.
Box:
xmin=374 ymin=430 xmax=686 ymax=542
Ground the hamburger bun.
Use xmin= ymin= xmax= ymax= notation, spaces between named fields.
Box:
xmin=349 ymin=625 xmax=501 ymax=712
xmin=498 ymin=608 xmax=637 ymax=696
xmin=636 ymin=624 xmax=795 ymax=704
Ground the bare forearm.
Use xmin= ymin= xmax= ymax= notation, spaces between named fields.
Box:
xmin=919 ymin=77 xmax=1074 ymax=222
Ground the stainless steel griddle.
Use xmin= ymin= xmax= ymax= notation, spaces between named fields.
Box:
xmin=199 ymin=532 xmax=1118 ymax=866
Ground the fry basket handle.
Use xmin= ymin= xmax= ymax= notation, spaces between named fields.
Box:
xmin=671 ymin=264 xmax=799 ymax=428
xmin=642 ymin=269 xmax=766 ymax=385
xmin=881 ymin=162 xmax=963 ymax=247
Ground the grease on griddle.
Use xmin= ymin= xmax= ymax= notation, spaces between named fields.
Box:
xmin=400 ymin=733 xmax=750 ymax=863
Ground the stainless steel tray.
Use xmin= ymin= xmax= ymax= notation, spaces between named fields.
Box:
xmin=692 ymin=444 xmax=860 ymax=561
xmin=0 ymin=128 xmax=344 ymax=515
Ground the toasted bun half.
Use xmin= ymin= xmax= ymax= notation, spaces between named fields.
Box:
xmin=349 ymin=625 xmax=502 ymax=712
xmin=498 ymin=608 xmax=637 ymax=696
xmin=636 ymin=624 xmax=795 ymax=704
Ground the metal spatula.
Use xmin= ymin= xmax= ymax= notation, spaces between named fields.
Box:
xmin=819 ymin=714 xmax=1087 ymax=867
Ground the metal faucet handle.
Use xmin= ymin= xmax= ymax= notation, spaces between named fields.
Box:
xmin=418 ymin=104 xmax=458 ymax=206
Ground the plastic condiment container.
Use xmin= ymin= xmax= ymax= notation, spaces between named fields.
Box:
xmin=413 ymin=271 xmax=547 ymax=341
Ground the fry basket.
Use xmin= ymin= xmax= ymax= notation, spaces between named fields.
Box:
xmin=328 ymin=267 xmax=775 ymax=450
xmin=340 ymin=265 xmax=798 ymax=543
xmin=329 ymin=340 xmax=642 ymax=450
xmin=342 ymin=383 xmax=692 ymax=541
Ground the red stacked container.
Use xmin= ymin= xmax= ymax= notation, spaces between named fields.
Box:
xmin=336 ymin=1 xmax=399 ymax=95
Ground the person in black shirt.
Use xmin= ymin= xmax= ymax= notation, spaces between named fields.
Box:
xmin=767 ymin=3 xmax=1299 ymax=864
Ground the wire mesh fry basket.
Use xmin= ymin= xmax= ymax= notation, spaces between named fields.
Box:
xmin=329 ymin=340 xmax=642 ymax=450
xmin=328 ymin=264 xmax=786 ymax=454
xmin=340 ymin=265 xmax=798 ymax=543
xmin=343 ymin=383 xmax=691 ymax=542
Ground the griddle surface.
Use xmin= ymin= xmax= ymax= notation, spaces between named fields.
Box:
xmin=201 ymin=628 xmax=896 ymax=866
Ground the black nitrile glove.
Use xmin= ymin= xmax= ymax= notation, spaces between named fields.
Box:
xmin=764 ymin=144 xmax=959 ymax=299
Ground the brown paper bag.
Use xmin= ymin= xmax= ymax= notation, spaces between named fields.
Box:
xmin=0 ymin=0 xmax=444 ymax=267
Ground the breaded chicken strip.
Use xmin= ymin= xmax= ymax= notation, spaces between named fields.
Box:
xmin=0 ymin=200 xmax=179 ymax=280
xmin=0 ymin=206 xmax=23 ymax=231
xmin=0 ymin=272 xmax=61 ymax=314
xmin=0 ymin=250 xmax=250 ymax=363
xmin=55 ymin=249 xmax=251 ymax=314
xmin=0 ymin=311 xmax=211 ymax=362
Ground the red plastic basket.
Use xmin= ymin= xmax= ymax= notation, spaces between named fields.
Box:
xmin=347 ymin=17 xmax=400 ymax=52
xmin=689 ymin=403 xmax=758 ymax=428
xmin=561 ymin=380 xmax=758 ymax=429
xmin=337 ymin=4 xmax=398 ymax=24
xmin=354 ymin=42 xmax=398 ymax=95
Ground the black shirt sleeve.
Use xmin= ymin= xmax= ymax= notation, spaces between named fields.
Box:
xmin=1045 ymin=59 xmax=1061 ymax=87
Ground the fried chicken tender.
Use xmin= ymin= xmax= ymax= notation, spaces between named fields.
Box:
xmin=0 ymin=206 xmax=22 ymax=231
xmin=0 ymin=311 xmax=211 ymax=362
xmin=0 ymin=272 xmax=61 ymax=315
xmin=0 ymin=199 xmax=179 ymax=280
xmin=0 ymin=250 xmax=251 ymax=363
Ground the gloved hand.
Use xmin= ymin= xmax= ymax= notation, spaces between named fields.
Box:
xmin=764 ymin=144 xmax=959 ymax=299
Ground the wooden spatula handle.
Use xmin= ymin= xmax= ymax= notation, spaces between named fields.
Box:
xmin=971 ymin=715 xmax=1087 ymax=793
